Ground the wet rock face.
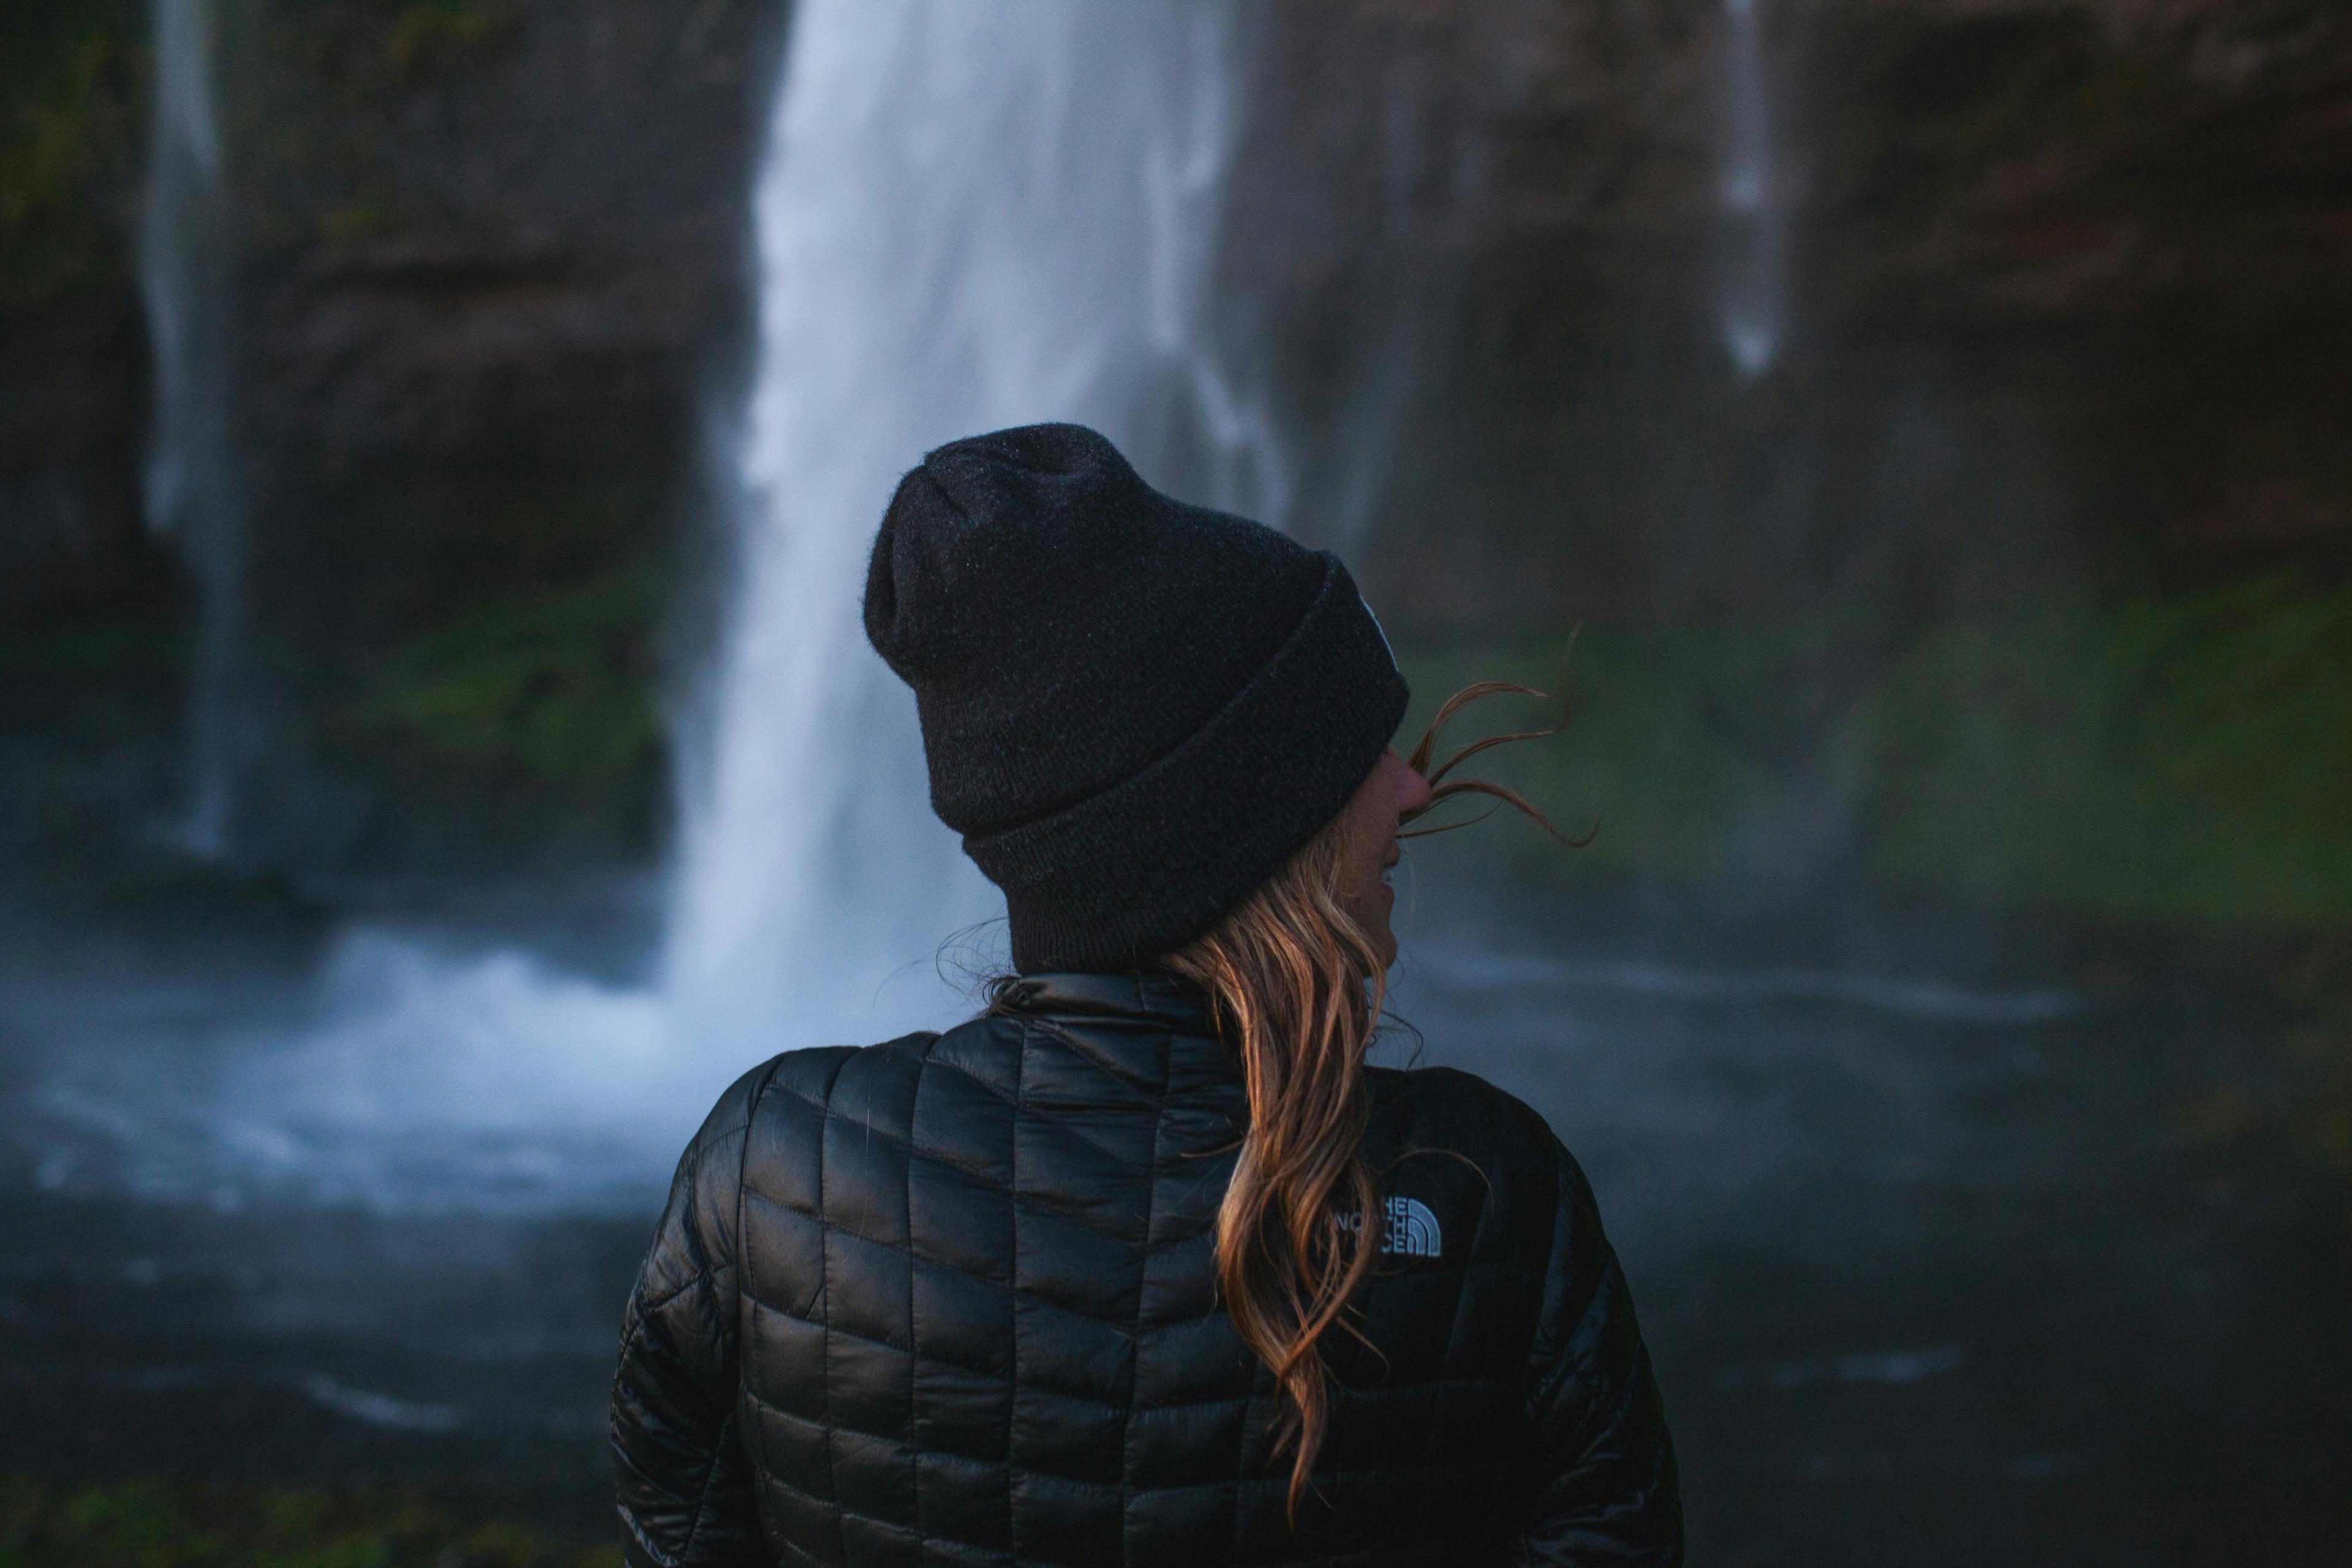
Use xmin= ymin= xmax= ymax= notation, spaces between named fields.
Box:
xmin=1807 ymin=0 xmax=2351 ymax=325
xmin=244 ymin=0 xmax=788 ymax=869
xmin=0 ymin=0 xmax=153 ymax=624
xmin=228 ymin=0 xmax=782 ymax=566
xmin=211 ymin=0 xmax=786 ymax=867
xmin=0 ymin=295 xmax=153 ymax=621
xmin=1229 ymin=0 xmax=2352 ymax=628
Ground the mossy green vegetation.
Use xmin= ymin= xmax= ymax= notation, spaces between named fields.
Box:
xmin=0 ymin=616 xmax=183 ymax=691
xmin=344 ymin=572 xmax=662 ymax=794
xmin=237 ymin=0 xmax=526 ymax=254
xmin=0 ymin=614 xmax=187 ymax=744
xmin=263 ymin=0 xmax=524 ymax=102
xmin=1402 ymin=632 xmax=1781 ymax=881
xmin=0 ymin=1474 xmax=617 ymax=1568
xmin=383 ymin=1 xmax=522 ymax=85
xmin=385 ymin=0 xmax=524 ymax=83
xmin=1846 ymin=571 xmax=2352 ymax=927
xmin=2182 ymin=935 xmax=2352 ymax=1244
xmin=1400 ymin=571 xmax=2352 ymax=932
xmin=0 ymin=0 xmax=146 ymax=311
xmin=263 ymin=460 xmax=689 ymax=862
xmin=0 ymin=0 xmax=523 ymax=309
xmin=2282 ymin=940 xmax=2352 ymax=1232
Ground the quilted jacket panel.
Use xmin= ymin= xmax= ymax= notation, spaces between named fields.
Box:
xmin=612 ymin=970 xmax=1680 ymax=1566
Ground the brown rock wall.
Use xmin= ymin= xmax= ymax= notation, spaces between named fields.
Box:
xmin=0 ymin=293 xmax=152 ymax=620
xmin=1225 ymin=0 xmax=2352 ymax=631
xmin=205 ymin=0 xmax=786 ymax=865
xmin=0 ymin=0 xmax=155 ymax=624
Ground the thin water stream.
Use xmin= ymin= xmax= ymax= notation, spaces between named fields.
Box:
xmin=1717 ymin=0 xmax=1786 ymax=377
xmin=141 ymin=0 xmax=247 ymax=857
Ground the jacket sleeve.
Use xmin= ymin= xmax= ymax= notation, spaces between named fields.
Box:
xmin=1506 ymin=1137 xmax=1684 ymax=1566
xmin=611 ymin=1063 xmax=774 ymax=1568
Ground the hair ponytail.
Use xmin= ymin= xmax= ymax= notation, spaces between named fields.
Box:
xmin=1161 ymin=818 xmax=1387 ymax=1521
xmin=1160 ymin=681 xmax=1564 ymax=1521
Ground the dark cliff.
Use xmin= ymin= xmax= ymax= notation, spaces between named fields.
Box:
xmin=1223 ymin=0 xmax=2352 ymax=630
xmin=214 ymin=0 xmax=786 ymax=864
xmin=1 ymin=0 xmax=151 ymax=621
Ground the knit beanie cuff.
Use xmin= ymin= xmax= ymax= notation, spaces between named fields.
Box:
xmin=966 ymin=556 xmax=1408 ymax=974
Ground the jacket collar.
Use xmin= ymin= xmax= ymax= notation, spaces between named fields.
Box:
xmin=993 ymin=969 xmax=1215 ymax=1031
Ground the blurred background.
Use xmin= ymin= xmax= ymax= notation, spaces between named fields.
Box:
xmin=2 ymin=1 xmax=2347 ymax=1564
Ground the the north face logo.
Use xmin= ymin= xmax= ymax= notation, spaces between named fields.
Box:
xmin=1337 ymin=1195 xmax=1443 ymax=1259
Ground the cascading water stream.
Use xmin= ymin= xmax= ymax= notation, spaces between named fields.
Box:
xmin=663 ymin=0 xmax=1284 ymax=1056
xmin=140 ymin=0 xmax=246 ymax=858
xmin=1717 ymin=0 xmax=1785 ymax=378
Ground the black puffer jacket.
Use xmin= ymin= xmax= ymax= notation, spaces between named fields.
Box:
xmin=612 ymin=971 xmax=1680 ymax=1567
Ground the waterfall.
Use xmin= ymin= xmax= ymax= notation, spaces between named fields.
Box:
xmin=39 ymin=0 xmax=1285 ymax=1215
xmin=1717 ymin=0 xmax=1785 ymax=378
xmin=663 ymin=0 xmax=1282 ymax=1053
xmin=140 ymin=0 xmax=246 ymax=858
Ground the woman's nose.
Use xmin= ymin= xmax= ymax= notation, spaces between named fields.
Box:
xmin=1393 ymin=750 xmax=1436 ymax=818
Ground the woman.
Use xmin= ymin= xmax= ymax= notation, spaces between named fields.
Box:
xmin=611 ymin=424 xmax=1681 ymax=1566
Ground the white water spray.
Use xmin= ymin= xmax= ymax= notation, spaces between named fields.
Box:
xmin=663 ymin=0 xmax=1283 ymax=1055
xmin=140 ymin=0 xmax=245 ymax=856
xmin=1716 ymin=0 xmax=1786 ymax=378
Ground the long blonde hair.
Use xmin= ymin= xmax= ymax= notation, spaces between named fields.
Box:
xmin=1161 ymin=681 xmax=1561 ymax=1521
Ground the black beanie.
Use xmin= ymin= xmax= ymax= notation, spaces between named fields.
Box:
xmin=863 ymin=423 xmax=1409 ymax=974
